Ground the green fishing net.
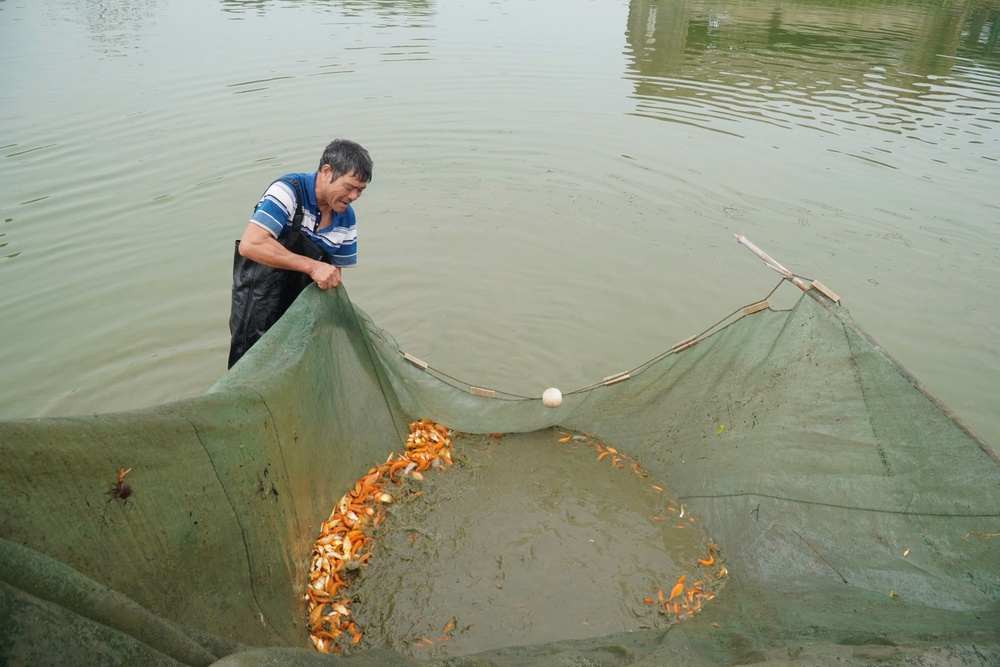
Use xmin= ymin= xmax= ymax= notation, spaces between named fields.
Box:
xmin=2 ymin=282 xmax=998 ymax=666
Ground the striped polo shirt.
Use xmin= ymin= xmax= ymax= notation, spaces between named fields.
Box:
xmin=249 ymin=171 xmax=358 ymax=267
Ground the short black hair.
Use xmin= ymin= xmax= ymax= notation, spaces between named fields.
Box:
xmin=319 ymin=139 xmax=373 ymax=183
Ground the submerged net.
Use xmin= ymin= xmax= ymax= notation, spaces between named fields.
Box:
xmin=1 ymin=279 xmax=998 ymax=666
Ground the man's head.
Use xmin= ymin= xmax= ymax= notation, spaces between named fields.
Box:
xmin=316 ymin=139 xmax=373 ymax=213
xmin=318 ymin=139 xmax=373 ymax=183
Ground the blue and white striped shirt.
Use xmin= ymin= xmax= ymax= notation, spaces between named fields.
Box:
xmin=249 ymin=172 xmax=358 ymax=267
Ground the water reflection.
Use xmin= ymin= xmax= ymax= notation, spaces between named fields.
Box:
xmin=68 ymin=0 xmax=161 ymax=56
xmin=964 ymin=2 xmax=1000 ymax=52
xmin=623 ymin=0 xmax=1000 ymax=164
xmin=219 ymin=0 xmax=435 ymax=20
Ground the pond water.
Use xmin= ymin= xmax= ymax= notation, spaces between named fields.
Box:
xmin=1 ymin=0 xmax=998 ymax=446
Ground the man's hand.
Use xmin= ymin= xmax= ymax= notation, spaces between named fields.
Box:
xmin=310 ymin=263 xmax=341 ymax=290
xmin=239 ymin=224 xmax=341 ymax=289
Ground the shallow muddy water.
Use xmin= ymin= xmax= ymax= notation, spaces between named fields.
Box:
xmin=346 ymin=429 xmax=725 ymax=658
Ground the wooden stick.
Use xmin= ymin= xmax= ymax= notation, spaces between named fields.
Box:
xmin=734 ymin=235 xmax=810 ymax=291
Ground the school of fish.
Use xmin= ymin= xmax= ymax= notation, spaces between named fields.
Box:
xmin=556 ymin=429 xmax=728 ymax=622
xmin=306 ymin=419 xmax=454 ymax=653
xmin=307 ymin=424 xmax=725 ymax=652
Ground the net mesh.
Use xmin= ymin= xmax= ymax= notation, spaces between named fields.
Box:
xmin=1 ymin=283 xmax=998 ymax=666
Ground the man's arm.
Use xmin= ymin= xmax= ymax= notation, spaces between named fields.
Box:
xmin=238 ymin=223 xmax=342 ymax=289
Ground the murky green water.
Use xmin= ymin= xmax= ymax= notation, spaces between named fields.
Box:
xmin=348 ymin=430 xmax=724 ymax=658
xmin=1 ymin=0 xmax=998 ymax=445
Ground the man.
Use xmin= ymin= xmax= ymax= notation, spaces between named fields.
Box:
xmin=228 ymin=139 xmax=373 ymax=368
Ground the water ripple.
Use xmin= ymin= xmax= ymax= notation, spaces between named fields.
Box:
xmin=1 ymin=0 xmax=997 ymax=447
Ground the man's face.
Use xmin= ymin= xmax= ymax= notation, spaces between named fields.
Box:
xmin=319 ymin=165 xmax=367 ymax=213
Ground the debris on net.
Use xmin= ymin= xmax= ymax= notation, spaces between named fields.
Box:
xmin=306 ymin=419 xmax=454 ymax=654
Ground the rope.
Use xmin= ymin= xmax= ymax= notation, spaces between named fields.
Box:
xmin=394 ymin=278 xmax=791 ymax=400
